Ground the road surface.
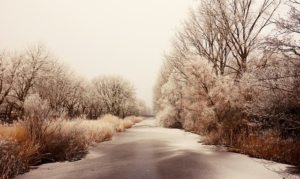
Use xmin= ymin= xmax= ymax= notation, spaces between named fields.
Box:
xmin=18 ymin=118 xmax=292 ymax=179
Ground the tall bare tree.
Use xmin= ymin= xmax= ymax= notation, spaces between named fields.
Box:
xmin=180 ymin=3 xmax=230 ymax=76
xmin=215 ymin=0 xmax=281 ymax=76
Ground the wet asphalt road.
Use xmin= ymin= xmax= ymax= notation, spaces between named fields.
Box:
xmin=17 ymin=118 xmax=286 ymax=179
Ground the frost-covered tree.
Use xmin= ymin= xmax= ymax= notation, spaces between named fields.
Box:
xmin=92 ymin=75 xmax=139 ymax=118
xmin=153 ymin=0 xmax=299 ymax=166
xmin=152 ymin=60 xmax=173 ymax=115
xmin=245 ymin=0 xmax=300 ymax=135
xmin=177 ymin=0 xmax=281 ymax=78
xmin=4 ymin=43 xmax=53 ymax=118
xmin=156 ymin=71 xmax=185 ymax=128
xmin=265 ymin=0 xmax=300 ymax=58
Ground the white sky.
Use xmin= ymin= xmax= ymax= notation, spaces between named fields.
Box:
xmin=0 ymin=0 xmax=197 ymax=108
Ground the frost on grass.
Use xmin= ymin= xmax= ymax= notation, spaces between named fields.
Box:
xmin=0 ymin=115 xmax=143 ymax=179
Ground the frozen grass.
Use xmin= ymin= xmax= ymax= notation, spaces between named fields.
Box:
xmin=201 ymin=125 xmax=300 ymax=167
xmin=0 ymin=124 xmax=26 ymax=141
xmin=125 ymin=116 xmax=143 ymax=124
xmin=97 ymin=115 xmax=144 ymax=131
xmin=0 ymin=123 xmax=39 ymax=179
xmin=81 ymin=120 xmax=115 ymax=143
xmin=98 ymin=115 xmax=125 ymax=132
xmin=228 ymin=130 xmax=300 ymax=166
xmin=192 ymin=120 xmax=300 ymax=167
xmin=0 ymin=115 xmax=143 ymax=179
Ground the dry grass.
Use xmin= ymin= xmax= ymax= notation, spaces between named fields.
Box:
xmin=96 ymin=115 xmax=143 ymax=131
xmin=125 ymin=116 xmax=143 ymax=124
xmin=123 ymin=119 xmax=134 ymax=129
xmin=200 ymin=122 xmax=300 ymax=168
xmin=81 ymin=120 xmax=115 ymax=143
xmin=98 ymin=114 xmax=125 ymax=132
xmin=202 ymin=129 xmax=225 ymax=145
xmin=0 ymin=138 xmax=27 ymax=179
xmin=0 ymin=126 xmax=39 ymax=179
xmin=0 ymin=124 xmax=26 ymax=141
xmin=0 ymin=114 xmax=145 ymax=179
xmin=228 ymin=130 xmax=300 ymax=166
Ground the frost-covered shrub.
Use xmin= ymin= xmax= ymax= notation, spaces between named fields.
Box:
xmin=179 ymin=59 xmax=217 ymax=131
xmin=156 ymin=106 xmax=181 ymax=128
xmin=209 ymin=76 xmax=245 ymax=121
xmin=24 ymin=93 xmax=51 ymax=119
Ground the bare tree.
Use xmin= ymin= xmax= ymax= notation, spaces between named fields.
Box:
xmin=265 ymin=0 xmax=300 ymax=58
xmin=34 ymin=61 xmax=70 ymax=117
xmin=0 ymin=51 xmax=21 ymax=106
xmin=179 ymin=4 xmax=230 ymax=76
xmin=6 ymin=43 xmax=52 ymax=117
xmin=217 ymin=0 xmax=281 ymax=76
xmin=248 ymin=0 xmax=300 ymax=133
xmin=92 ymin=75 xmax=138 ymax=118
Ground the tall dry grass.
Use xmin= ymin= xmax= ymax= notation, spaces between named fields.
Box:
xmin=0 ymin=123 xmax=39 ymax=179
xmin=0 ymin=115 xmax=143 ymax=179
xmin=124 ymin=116 xmax=143 ymax=124
xmin=198 ymin=120 xmax=300 ymax=168
xmin=98 ymin=115 xmax=125 ymax=132
xmin=228 ymin=129 xmax=300 ymax=166
xmin=97 ymin=114 xmax=143 ymax=131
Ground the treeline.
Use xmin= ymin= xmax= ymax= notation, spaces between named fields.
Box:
xmin=0 ymin=43 xmax=147 ymax=122
xmin=153 ymin=0 xmax=299 ymax=166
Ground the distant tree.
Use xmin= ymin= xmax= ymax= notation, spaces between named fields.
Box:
xmin=137 ymin=99 xmax=147 ymax=115
xmin=156 ymin=71 xmax=185 ymax=128
xmin=152 ymin=59 xmax=176 ymax=115
xmin=92 ymin=75 xmax=138 ymax=118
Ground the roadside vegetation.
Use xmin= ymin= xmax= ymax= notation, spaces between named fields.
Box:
xmin=153 ymin=0 xmax=300 ymax=168
xmin=0 ymin=115 xmax=143 ymax=179
xmin=0 ymin=38 xmax=147 ymax=179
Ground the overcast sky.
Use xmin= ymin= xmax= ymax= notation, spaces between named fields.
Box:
xmin=0 ymin=0 xmax=197 ymax=108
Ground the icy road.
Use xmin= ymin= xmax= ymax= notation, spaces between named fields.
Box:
xmin=18 ymin=118 xmax=295 ymax=179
